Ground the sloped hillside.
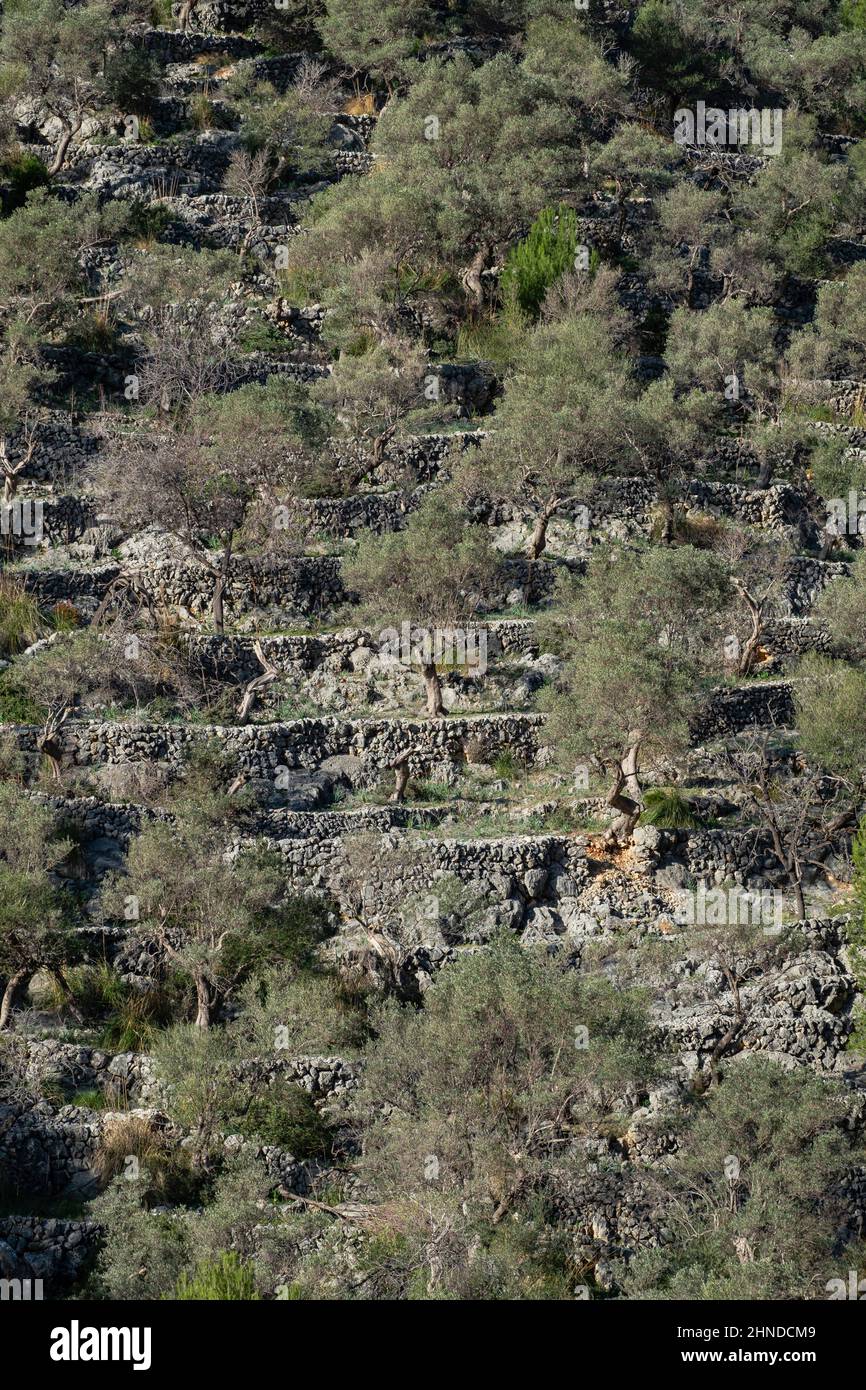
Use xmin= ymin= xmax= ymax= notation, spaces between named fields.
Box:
xmin=1 ymin=0 xmax=866 ymax=1304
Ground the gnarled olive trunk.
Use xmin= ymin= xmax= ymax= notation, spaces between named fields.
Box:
xmin=736 ymin=626 xmax=763 ymax=679
xmin=460 ymin=244 xmax=489 ymax=308
xmin=210 ymin=537 xmax=234 ymax=637
xmin=423 ymin=662 xmax=445 ymax=717
xmin=235 ymin=640 xmax=278 ymax=724
xmin=194 ymin=975 xmax=213 ymax=1029
xmin=48 ymin=122 xmax=77 ymax=177
xmin=212 ymin=574 xmax=227 ymax=636
xmin=526 ymin=494 xmax=563 ymax=562
xmin=528 ymin=514 xmax=550 ymax=561
xmin=0 ymin=969 xmax=31 ymax=1031
xmin=657 ymin=495 xmax=674 ymax=545
xmin=389 ymin=750 xmax=412 ymax=803
xmin=818 ymin=527 xmax=839 ymax=561
xmin=50 ymin=969 xmax=84 ymax=1025
xmin=755 ymin=455 xmax=774 ymax=490
xmin=178 ymin=0 xmax=198 ymax=32
xmin=733 ymin=582 xmax=765 ymax=678
xmin=373 ymin=424 xmax=396 ymax=468
xmin=605 ymin=739 xmax=643 ymax=843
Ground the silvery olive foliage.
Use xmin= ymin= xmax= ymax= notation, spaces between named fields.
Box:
xmin=0 ymin=0 xmax=865 ymax=1313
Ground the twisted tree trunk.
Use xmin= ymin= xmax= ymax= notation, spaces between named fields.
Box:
xmin=389 ymin=750 xmax=412 ymax=804
xmin=423 ymin=662 xmax=445 ymax=717
xmin=178 ymin=0 xmax=198 ymax=33
xmin=605 ymin=740 xmax=643 ymax=844
xmin=210 ymin=536 xmax=234 ymax=637
xmin=236 ymin=640 xmax=278 ymax=724
xmin=48 ymin=121 xmax=79 ymax=177
xmin=0 ymin=969 xmax=30 ymax=1031
xmin=460 ymin=244 xmax=489 ymax=309
xmin=733 ymin=581 xmax=765 ymax=677
xmin=194 ymin=974 xmax=213 ymax=1029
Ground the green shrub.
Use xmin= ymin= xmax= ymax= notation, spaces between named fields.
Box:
xmin=500 ymin=205 xmax=578 ymax=320
xmin=89 ymin=1179 xmax=189 ymax=1301
xmin=640 ymin=786 xmax=703 ymax=829
xmin=101 ymin=45 xmax=161 ymax=115
xmin=413 ymin=778 xmax=454 ymax=802
xmin=189 ymin=93 xmax=231 ymax=132
xmin=524 ymin=805 xmax=583 ymax=834
xmin=50 ymin=602 xmax=82 ymax=633
xmin=455 ymin=309 xmax=526 ymax=370
xmin=492 ymin=750 xmax=521 ymax=782
xmin=68 ymin=1087 xmax=106 ymax=1110
xmin=126 ymin=199 xmax=173 ymax=243
xmin=98 ymin=983 xmax=176 ymax=1053
xmin=235 ymin=1083 xmax=331 ymax=1157
xmin=64 ymin=961 xmax=176 ymax=1051
xmin=617 ymin=1058 xmax=861 ymax=1300
xmin=94 ymin=1112 xmax=200 ymax=1204
xmin=0 ymin=672 xmax=45 ymax=724
xmin=172 ymin=1251 xmax=260 ymax=1301
xmin=0 ymin=151 xmax=50 ymax=214
xmin=239 ymin=319 xmax=289 ymax=354
xmin=62 ymin=308 xmax=119 ymax=353
xmin=841 ymin=0 xmax=866 ymax=30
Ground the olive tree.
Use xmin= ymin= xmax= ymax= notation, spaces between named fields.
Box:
xmin=618 ymin=1058 xmax=861 ymax=1300
xmin=796 ymin=656 xmax=866 ymax=787
xmin=717 ymin=720 xmax=858 ymax=922
xmin=679 ymin=920 xmax=805 ymax=1089
xmin=294 ymin=54 xmax=578 ymax=310
xmin=809 ymin=434 xmax=866 ymax=557
xmin=343 ymin=493 xmax=502 ymax=718
xmin=10 ymin=623 xmax=208 ymax=737
xmin=227 ymin=55 xmax=338 ymax=189
xmin=543 ymin=544 xmax=730 ymax=842
xmin=97 ymin=381 xmax=323 ymax=634
xmin=468 ymin=310 xmax=637 ymax=560
xmin=713 ymin=524 xmax=793 ymax=677
xmin=786 ymin=261 xmax=866 ymax=384
xmin=812 ymin=551 xmax=866 ymax=662
xmin=311 ymin=334 xmax=433 ymax=487
xmin=118 ymin=247 xmax=238 ymax=416
xmin=0 ymin=784 xmax=81 ymax=1029
xmin=590 ymin=122 xmax=679 ymax=249
xmin=351 ymin=935 xmax=656 ymax=1297
xmin=619 ymin=375 xmax=719 ymax=543
xmin=97 ymin=431 xmax=254 ymax=636
xmin=628 ymin=0 xmax=865 ymax=129
xmin=647 ymin=183 xmax=725 ymax=308
xmin=102 ymin=813 xmax=325 ymax=1028
xmin=0 ymin=191 xmax=125 ymax=484
xmin=665 ymin=299 xmax=782 ymax=425
xmin=0 ymin=0 xmax=116 ymax=175
xmin=318 ymin=0 xmax=437 ymax=91
xmin=522 ymin=14 xmax=631 ymax=131
xmin=733 ymin=136 xmax=849 ymax=281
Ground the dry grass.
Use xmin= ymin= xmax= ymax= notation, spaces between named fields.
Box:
xmin=344 ymin=93 xmax=377 ymax=116
xmin=92 ymin=1113 xmax=168 ymax=1185
xmin=0 ymin=574 xmax=45 ymax=657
